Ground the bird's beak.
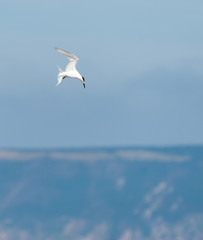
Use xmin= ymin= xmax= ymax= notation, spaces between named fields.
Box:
xmin=83 ymin=82 xmax=86 ymax=88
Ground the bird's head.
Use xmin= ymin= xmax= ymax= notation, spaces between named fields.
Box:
xmin=82 ymin=76 xmax=85 ymax=88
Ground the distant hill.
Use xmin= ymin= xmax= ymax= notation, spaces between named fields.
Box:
xmin=0 ymin=146 xmax=202 ymax=240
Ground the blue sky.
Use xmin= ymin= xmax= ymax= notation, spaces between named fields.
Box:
xmin=0 ymin=0 xmax=203 ymax=148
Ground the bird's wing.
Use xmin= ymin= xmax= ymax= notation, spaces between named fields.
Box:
xmin=65 ymin=59 xmax=78 ymax=72
xmin=55 ymin=47 xmax=79 ymax=61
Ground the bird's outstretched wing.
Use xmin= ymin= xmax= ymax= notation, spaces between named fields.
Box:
xmin=55 ymin=47 xmax=79 ymax=61
xmin=55 ymin=47 xmax=79 ymax=72
xmin=65 ymin=60 xmax=78 ymax=72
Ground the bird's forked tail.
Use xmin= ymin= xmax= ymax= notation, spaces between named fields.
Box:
xmin=56 ymin=66 xmax=65 ymax=86
xmin=57 ymin=65 xmax=63 ymax=72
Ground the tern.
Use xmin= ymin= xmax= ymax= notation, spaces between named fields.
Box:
xmin=55 ymin=47 xmax=85 ymax=88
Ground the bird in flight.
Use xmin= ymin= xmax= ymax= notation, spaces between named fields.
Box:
xmin=55 ymin=47 xmax=85 ymax=88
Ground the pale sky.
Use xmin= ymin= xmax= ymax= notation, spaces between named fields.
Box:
xmin=0 ymin=0 xmax=203 ymax=148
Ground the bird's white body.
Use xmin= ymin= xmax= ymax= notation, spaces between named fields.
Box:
xmin=55 ymin=48 xmax=85 ymax=88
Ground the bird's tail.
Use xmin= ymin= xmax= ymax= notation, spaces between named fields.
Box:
xmin=56 ymin=79 xmax=61 ymax=86
xmin=56 ymin=66 xmax=65 ymax=86
xmin=57 ymin=65 xmax=63 ymax=72
xmin=56 ymin=75 xmax=65 ymax=86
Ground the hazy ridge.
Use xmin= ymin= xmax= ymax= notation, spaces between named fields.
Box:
xmin=0 ymin=146 xmax=202 ymax=240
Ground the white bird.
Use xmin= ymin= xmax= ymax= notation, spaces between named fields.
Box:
xmin=55 ymin=47 xmax=85 ymax=88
